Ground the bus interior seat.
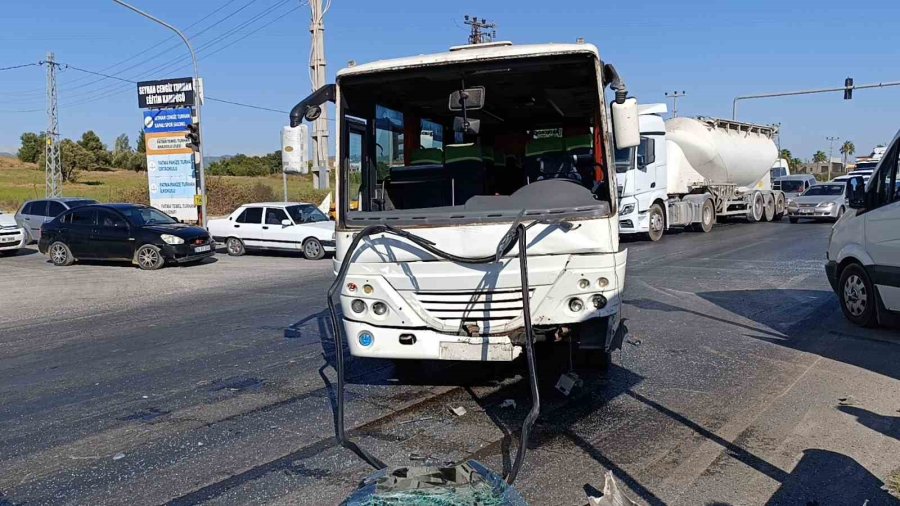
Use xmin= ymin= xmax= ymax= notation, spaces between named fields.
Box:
xmin=444 ymin=143 xmax=485 ymax=205
xmin=525 ymin=136 xmax=573 ymax=183
xmin=410 ymin=147 xmax=443 ymax=165
xmin=385 ymin=164 xmax=453 ymax=209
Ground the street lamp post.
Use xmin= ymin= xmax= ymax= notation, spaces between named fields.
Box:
xmin=113 ymin=0 xmax=207 ymax=227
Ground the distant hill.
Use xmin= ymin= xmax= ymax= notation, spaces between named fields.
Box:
xmin=0 ymin=152 xmax=14 ymax=158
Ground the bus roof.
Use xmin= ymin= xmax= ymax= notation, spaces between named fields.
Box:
xmin=336 ymin=42 xmax=601 ymax=79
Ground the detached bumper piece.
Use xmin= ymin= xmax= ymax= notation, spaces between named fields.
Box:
xmin=342 ymin=460 xmax=526 ymax=505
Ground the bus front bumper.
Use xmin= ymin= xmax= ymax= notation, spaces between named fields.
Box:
xmin=343 ymin=318 xmax=523 ymax=361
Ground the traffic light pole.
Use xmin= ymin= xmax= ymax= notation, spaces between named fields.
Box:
xmin=113 ymin=0 xmax=207 ymax=227
xmin=732 ymin=79 xmax=900 ymax=120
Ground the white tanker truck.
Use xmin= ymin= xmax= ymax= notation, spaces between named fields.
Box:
xmin=616 ymin=103 xmax=784 ymax=240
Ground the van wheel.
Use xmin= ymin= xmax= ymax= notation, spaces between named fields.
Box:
xmin=226 ymin=237 xmax=245 ymax=256
xmin=49 ymin=241 xmax=74 ymax=266
xmin=839 ymin=264 xmax=878 ymax=327
xmin=303 ymin=238 xmax=325 ymax=260
xmin=645 ymin=203 xmax=664 ymax=242
xmin=136 ymin=245 xmax=165 ymax=270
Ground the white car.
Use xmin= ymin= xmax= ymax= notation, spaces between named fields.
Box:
xmin=0 ymin=210 xmax=27 ymax=256
xmin=207 ymin=202 xmax=335 ymax=259
xmin=826 ymin=130 xmax=900 ymax=327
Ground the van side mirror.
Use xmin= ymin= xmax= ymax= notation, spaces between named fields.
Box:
xmin=611 ymin=98 xmax=640 ymax=149
xmin=847 ymin=175 xmax=866 ymax=209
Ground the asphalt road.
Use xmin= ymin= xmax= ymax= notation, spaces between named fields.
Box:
xmin=0 ymin=221 xmax=898 ymax=505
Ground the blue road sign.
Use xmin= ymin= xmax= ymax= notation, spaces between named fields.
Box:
xmin=143 ymin=108 xmax=193 ymax=133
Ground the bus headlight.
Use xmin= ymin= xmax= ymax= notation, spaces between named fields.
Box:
xmin=372 ymin=301 xmax=388 ymax=316
xmin=351 ymin=299 xmax=367 ymax=313
xmin=568 ymin=298 xmax=584 ymax=312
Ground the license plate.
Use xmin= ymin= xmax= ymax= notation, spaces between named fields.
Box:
xmin=801 ymin=209 xmax=812 ymax=214
xmin=0 ymin=237 xmax=15 ymax=243
xmin=194 ymin=245 xmax=211 ymax=253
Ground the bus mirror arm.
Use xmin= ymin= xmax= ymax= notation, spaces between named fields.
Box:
xmin=603 ymin=63 xmax=628 ymax=104
xmin=289 ymin=84 xmax=336 ymax=127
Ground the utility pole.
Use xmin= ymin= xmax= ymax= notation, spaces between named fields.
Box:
xmin=664 ymin=91 xmax=686 ymax=118
xmin=309 ymin=0 xmax=329 ymax=190
xmin=826 ymin=136 xmax=840 ymax=181
xmin=464 ymin=15 xmax=496 ymax=44
xmin=44 ymin=52 xmax=62 ymax=198
xmin=113 ymin=0 xmax=207 ymax=226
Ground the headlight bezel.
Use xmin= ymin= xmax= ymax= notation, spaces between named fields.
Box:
xmin=620 ymin=203 xmax=635 ymax=216
xmin=160 ymin=233 xmax=185 ymax=245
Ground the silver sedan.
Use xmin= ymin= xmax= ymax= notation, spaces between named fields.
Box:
xmin=786 ymin=182 xmax=848 ymax=223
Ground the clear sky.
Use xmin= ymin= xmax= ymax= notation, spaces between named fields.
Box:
xmin=0 ymin=0 xmax=897 ymax=161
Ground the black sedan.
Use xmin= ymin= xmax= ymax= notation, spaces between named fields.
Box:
xmin=38 ymin=204 xmax=214 ymax=270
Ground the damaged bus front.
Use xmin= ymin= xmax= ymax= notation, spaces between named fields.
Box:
xmin=291 ymin=42 xmax=640 ymax=368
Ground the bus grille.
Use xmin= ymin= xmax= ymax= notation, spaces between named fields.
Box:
xmin=412 ymin=288 xmax=532 ymax=332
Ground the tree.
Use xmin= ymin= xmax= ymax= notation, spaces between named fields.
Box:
xmin=114 ymin=133 xmax=131 ymax=154
xmin=136 ymin=130 xmax=146 ymax=153
xmin=812 ymin=151 xmax=827 ymax=163
xmin=779 ymin=148 xmax=792 ymax=161
xmin=839 ymin=140 xmax=855 ymax=169
xmin=77 ymin=130 xmax=110 ymax=168
xmin=17 ymin=132 xmax=46 ymax=163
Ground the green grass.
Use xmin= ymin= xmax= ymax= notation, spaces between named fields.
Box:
xmin=0 ymin=157 xmax=330 ymax=213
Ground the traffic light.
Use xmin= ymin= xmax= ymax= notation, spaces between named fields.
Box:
xmin=844 ymin=77 xmax=853 ymax=100
xmin=185 ymin=123 xmax=200 ymax=151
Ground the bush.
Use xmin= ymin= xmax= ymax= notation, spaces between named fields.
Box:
xmin=206 ymin=177 xmax=275 ymax=216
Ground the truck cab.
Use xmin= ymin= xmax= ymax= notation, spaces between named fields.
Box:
xmin=616 ymin=104 xmax=670 ymax=240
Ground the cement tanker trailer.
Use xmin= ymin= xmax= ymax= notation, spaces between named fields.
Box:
xmin=616 ymin=104 xmax=784 ymax=241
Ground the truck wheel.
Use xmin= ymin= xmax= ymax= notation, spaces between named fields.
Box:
xmin=839 ymin=264 xmax=879 ymax=327
xmin=773 ymin=193 xmax=786 ymax=220
xmin=747 ymin=191 xmax=764 ymax=222
xmin=763 ymin=194 xmax=775 ymax=222
xmin=695 ymin=199 xmax=715 ymax=232
xmin=646 ymin=203 xmax=664 ymax=242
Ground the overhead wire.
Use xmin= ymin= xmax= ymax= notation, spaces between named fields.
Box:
xmin=59 ymin=2 xmax=301 ymax=109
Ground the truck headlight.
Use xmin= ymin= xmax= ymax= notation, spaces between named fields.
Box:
xmin=620 ymin=204 xmax=635 ymax=215
xmin=160 ymin=234 xmax=184 ymax=245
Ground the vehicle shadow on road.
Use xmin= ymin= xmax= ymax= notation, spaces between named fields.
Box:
xmin=837 ymin=405 xmax=900 ymax=442
xmin=766 ymin=448 xmax=898 ymax=505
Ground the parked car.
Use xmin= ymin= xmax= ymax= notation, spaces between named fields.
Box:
xmin=207 ymin=202 xmax=335 ymax=259
xmin=826 ymin=131 xmax=900 ymax=327
xmin=0 ymin=210 xmax=27 ymax=256
xmin=773 ymin=174 xmax=817 ymax=199
xmin=16 ymin=197 xmax=97 ymax=242
xmin=38 ymin=204 xmax=214 ymax=270
xmin=786 ymin=182 xmax=849 ymax=223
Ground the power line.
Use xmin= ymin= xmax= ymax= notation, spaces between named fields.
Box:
xmin=205 ymin=97 xmax=287 ymax=113
xmin=55 ymin=1 xmax=294 ymax=106
xmin=58 ymin=3 xmax=300 ymax=108
xmin=0 ymin=63 xmax=40 ymax=71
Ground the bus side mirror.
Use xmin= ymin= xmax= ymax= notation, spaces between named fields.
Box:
xmin=612 ymin=98 xmax=640 ymax=149
xmin=847 ymin=175 xmax=866 ymax=209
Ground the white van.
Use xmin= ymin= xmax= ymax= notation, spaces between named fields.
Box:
xmin=826 ymin=130 xmax=900 ymax=327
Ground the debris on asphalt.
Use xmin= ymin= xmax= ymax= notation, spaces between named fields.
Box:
xmin=112 ymin=452 xmax=125 ymax=461
xmin=587 ymin=471 xmax=638 ymax=506
xmin=449 ymin=406 xmax=467 ymax=417
xmin=398 ymin=416 xmax=434 ymax=425
xmin=556 ymin=372 xmax=583 ymax=396
xmin=838 ymin=396 xmax=855 ymax=405
xmin=626 ymin=337 xmax=642 ymax=346
xmin=500 ymin=399 xmax=517 ymax=409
